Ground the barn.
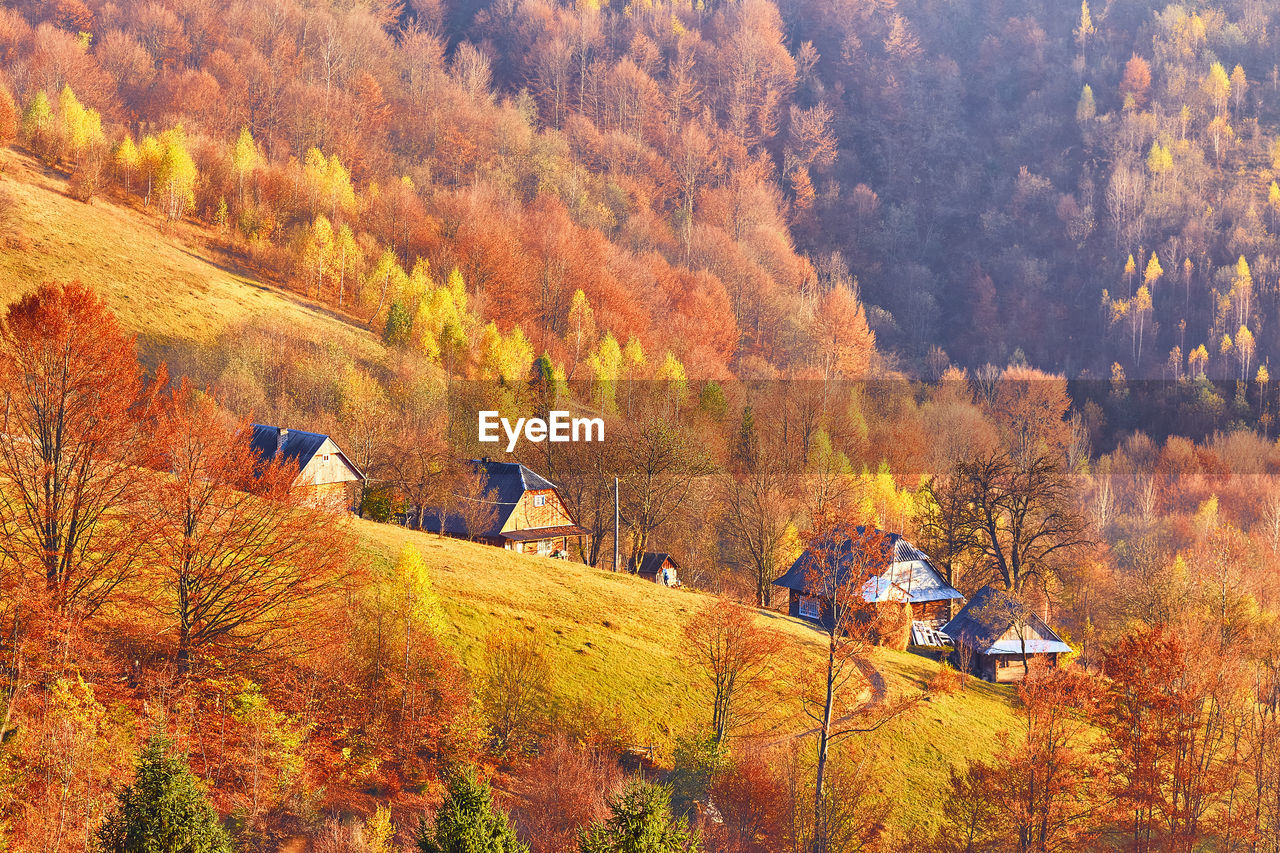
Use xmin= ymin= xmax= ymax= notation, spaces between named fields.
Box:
xmin=421 ymin=459 xmax=589 ymax=558
xmin=941 ymin=585 xmax=1074 ymax=683
xmin=249 ymin=425 xmax=365 ymax=510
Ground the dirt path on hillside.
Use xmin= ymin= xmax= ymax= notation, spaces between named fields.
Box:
xmin=766 ymin=654 xmax=887 ymax=746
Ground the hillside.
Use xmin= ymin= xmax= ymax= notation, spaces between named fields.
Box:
xmin=354 ymin=518 xmax=1021 ymax=833
xmin=0 ymin=150 xmax=381 ymax=360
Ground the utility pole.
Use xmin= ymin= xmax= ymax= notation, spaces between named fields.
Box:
xmin=613 ymin=476 xmax=620 ymax=573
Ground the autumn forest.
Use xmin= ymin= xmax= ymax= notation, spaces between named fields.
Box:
xmin=2 ymin=0 xmax=1280 ymax=851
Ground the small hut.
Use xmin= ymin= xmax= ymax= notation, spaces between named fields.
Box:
xmin=630 ymin=552 xmax=680 ymax=586
xmin=941 ymin=585 xmax=1073 ymax=683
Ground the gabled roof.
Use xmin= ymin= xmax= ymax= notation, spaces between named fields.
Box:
xmin=249 ymin=424 xmax=364 ymax=480
xmin=940 ymin=585 xmax=1073 ymax=656
xmin=631 ymin=552 xmax=678 ymax=575
xmin=772 ymin=526 xmax=963 ymax=605
xmin=421 ymin=459 xmax=573 ymax=540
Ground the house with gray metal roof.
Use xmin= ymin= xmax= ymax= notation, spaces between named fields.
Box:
xmin=941 ymin=585 xmax=1073 ymax=683
xmin=419 ymin=459 xmax=589 ymax=558
xmin=772 ymin=526 xmax=964 ymax=640
xmin=249 ymin=424 xmax=364 ymax=510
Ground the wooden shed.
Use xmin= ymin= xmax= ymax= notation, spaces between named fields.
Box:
xmin=630 ymin=552 xmax=681 ymax=586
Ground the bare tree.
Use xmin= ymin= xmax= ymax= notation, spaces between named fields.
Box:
xmin=618 ymin=414 xmax=714 ymax=569
xmin=150 ymin=382 xmax=353 ymax=671
xmin=797 ymin=523 xmax=920 ymax=852
xmin=941 ymin=451 xmax=1093 ymax=593
xmin=456 ymin=462 xmax=500 ymax=542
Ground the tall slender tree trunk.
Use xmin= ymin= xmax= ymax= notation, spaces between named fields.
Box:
xmin=813 ymin=640 xmax=836 ymax=853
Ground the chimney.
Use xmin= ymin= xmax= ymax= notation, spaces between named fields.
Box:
xmin=276 ymin=427 xmax=289 ymax=456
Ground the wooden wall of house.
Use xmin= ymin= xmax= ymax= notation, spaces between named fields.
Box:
xmin=303 ymin=480 xmax=360 ymax=511
xmin=952 ymin=646 xmax=1061 ymax=683
xmin=503 ymin=489 xmax=574 ymax=532
xmin=911 ymin=599 xmax=953 ymax=625
xmin=298 ymin=440 xmax=362 ymax=486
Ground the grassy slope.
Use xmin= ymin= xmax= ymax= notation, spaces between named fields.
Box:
xmin=0 ymin=149 xmax=380 ymax=359
xmin=355 ymin=519 xmax=1020 ymax=833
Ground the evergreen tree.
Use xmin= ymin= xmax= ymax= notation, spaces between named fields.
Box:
xmin=416 ymin=768 xmax=528 ymax=853
xmin=577 ymin=779 xmax=699 ymax=853
xmin=96 ymin=735 xmax=232 ymax=853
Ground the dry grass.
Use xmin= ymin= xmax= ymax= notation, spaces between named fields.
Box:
xmin=0 ymin=149 xmax=380 ymax=360
xmin=354 ymin=519 xmax=1021 ymax=833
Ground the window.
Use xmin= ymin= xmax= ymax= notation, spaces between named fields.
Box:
xmin=799 ymin=595 xmax=820 ymax=619
xmin=534 ymin=494 xmax=546 ymax=507
xmin=323 ymin=454 xmax=330 ymax=461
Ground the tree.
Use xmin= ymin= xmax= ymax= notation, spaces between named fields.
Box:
xmin=1074 ymin=2 xmax=1095 ymax=59
xmin=230 ymin=127 xmax=259 ymax=209
xmin=0 ymin=282 xmax=155 ymax=615
xmin=156 ymin=126 xmax=197 ymax=221
xmin=417 ymin=768 xmax=528 ymax=853
xmin=138 ymin=134 xmax=163 ymax=207
xmin=478 ymin=629 xmax=554 ymax=757
xmin=721 ymin=407 xmax=798 ymax=606
xmin=577 ymin=779 xmax=699 ymax=853
xmin=565 ymin=289 xmax=596 ymax=379
xmin=934 ymin=667 xmax=1103 ymax=852
xmin=57 ymin=85 xmax=103 ymax=164
xmin=114 ymin=136 xmax=140 ymax=194
xmin=1119 ymin=55 xmax=1151 ymax=108
xmin=301 ymin=215 xmax=335 ymax=298
xmin=941 ymin=451 xmax=1091 ymax=592
xmin=1076 ymin=85 xmax=1096 ymax=123
xmin=617 ymin=413 xmax=714 ymax=568
xmin=96 ymin=735 xmax=232 ymax=853
xmin=512 ymin=734 xmax=624 ymax=853
xmin=917 ymin=474 xmax=980 ymax=591
xmin=814 ymin=283 xmax=874 ymax=380
xmin=681 ymin=599 xmax=785 ymax=744
xmin=149 ymin=382 xmax=352 ymax=669
xmin=21 ymin=91 xmax=53 ymax=158
xmin=797 ymin=523 xmax=919 ymax=850
xmin=1236 ymin=325 xmax=1255 ymax=381
xmin=383 ymin=301 xmax=412 ymax=347
xmin=1204 ymin=62 xmax=1231 ymax=116
xmin=1099 ymin=625 xmax=1242 ymax=850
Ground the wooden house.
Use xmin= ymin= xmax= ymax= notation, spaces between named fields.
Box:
xmin=421 ymin=459 xmax=589 ymax=558
xmin=630 ymin=552 xmax=681 ymax=586
xmin=249 ymin=424 xmax=365 ymax=510
xmin=772 ymin=526 xmax=964 ymax=646
xmin=941 ymin=585 xmax=1073 ymax=683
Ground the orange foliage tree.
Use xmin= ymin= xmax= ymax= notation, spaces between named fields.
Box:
xmin=149 ymin=380 xmax=354 ymax=670
xmin=0 ymin=281 xmax=156 ymax=615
